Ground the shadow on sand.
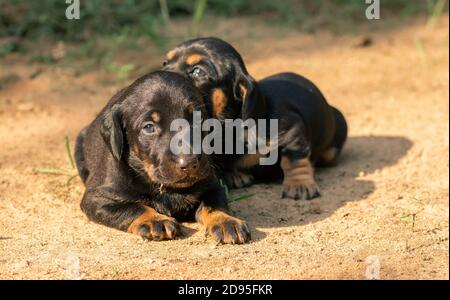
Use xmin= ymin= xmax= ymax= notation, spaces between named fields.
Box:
xmin=230 ymin=135 xmax=413 ymax=242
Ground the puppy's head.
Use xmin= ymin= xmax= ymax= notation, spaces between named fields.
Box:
xmin=100 ymin=71 xmax=210 ymax=189
xmin=162 ymin=37 xmax=265 ymax=121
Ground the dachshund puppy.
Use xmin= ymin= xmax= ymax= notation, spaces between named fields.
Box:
xmin=162 ymin=37 xmax=347 ymax=200
xmin=75 ymin=71 xmax=250 ymax=243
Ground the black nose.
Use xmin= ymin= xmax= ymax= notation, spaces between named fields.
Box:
xmin=177 ymin=155 xmax=199 ymax=172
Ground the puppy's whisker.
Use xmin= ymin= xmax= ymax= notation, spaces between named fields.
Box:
xmin=159 ymin=184 xmax=165 ymax=194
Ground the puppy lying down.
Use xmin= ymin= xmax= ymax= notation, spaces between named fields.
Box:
xmin=163 ymin=37 xmax=348 ymax=200
xmin=75 ymin=71 xmax=250 ymax=244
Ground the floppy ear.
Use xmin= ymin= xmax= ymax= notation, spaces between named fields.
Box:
xmin=100 ymin=104 xmax=124 ymax=161
xmin=233 ymin=67 xmax=266 ymax=120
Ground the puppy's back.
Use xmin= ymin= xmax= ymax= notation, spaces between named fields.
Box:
xmin=260 ymin=72 xmax=336 ymax=155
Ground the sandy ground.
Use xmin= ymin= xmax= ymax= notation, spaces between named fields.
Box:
xmin=0 ymin=16 xmax=448 ymax=280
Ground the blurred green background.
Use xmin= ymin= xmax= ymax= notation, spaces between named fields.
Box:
xmin=0 ymin=0 xmax=447 ymax=81
xmin=0 ymin=0 xmax=437 ymax=40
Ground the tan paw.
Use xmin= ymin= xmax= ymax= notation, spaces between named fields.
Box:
xmin=128 ymin=207 xmax=181 ymax=240
xmin=198 ymin=207 xmax=251 ymax=244
xmin=282 ymin=183 xmax=321 ymax=200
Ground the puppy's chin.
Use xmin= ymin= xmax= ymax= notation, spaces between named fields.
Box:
xmin=153 ymin=169 xmax=210 ymax=189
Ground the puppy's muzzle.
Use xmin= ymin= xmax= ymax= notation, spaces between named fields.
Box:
xmin=177 ymin=154 xmax=200 ymax=173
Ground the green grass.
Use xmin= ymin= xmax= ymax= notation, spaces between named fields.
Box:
xmin=1 ymin=0 xmax=435 ymax=41
xmin=65 ymin=135 xmax=76 ymax=169
xmin=427 ymin=0 xmax=448 ymax=29
xmin=190 ymin=0 xmax=208 ymax=38
xmin=34 ymin=135 xmax=78 ymax=185
xmin=0 ymin=0 xmax=442 ymax=72
xmin=414 ymin=36 xmax=427 ymax=66
xmin=219 ymin=179 xmax=254 ymax=203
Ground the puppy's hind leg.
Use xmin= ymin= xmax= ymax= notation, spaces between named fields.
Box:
xmin=280 ymin=133 xmax=320 ymax=200
xmin=279 ymin=126 xmax=320 ymax=200
xmin=317 ymin=106 xmax=347 ymax=167
xmin=281 ymin=154 xmax=320 ymax=200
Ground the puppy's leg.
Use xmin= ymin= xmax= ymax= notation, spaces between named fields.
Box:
xmin=224 ymin=152 xmax=267 ymax=188
xmin=318 ymin=147 xmax=340 ymax=166
xmin=195 ymin=187 xmax=251 ymax=244
xmin=81 ymin=189 xmax=180 ymax=240
xmin=317 ymin=106 xmax=347 ymax=167
xmin=279 ymin=125 xmax=320 ymax=200
xmin=222 ymin=169 xmax=254 ymax=189
xmin=281 ymin=155 xmax=320 ymax=200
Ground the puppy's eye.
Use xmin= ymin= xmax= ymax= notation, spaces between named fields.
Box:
xmin=142 ymin=123 xmax=155 ymax=134
xmin=162 ymin=60 xmax=169 ymax=67
xmin=190 ymin=66 xmax=206 ymax=78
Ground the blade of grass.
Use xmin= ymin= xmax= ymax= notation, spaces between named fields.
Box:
xmin=190 ymin=0 xmax=208 ymax=38
xmin=66 ymin=174 xmax=79 ymax=186
xmin=219 ymin=179 xmax=230 ymax=200
xmin=33 ymin=167 xmax=74 ymax=176
xmin=65 ymin=135 xmax=75 ymax=169
xmin=229 ymin=193 xmax=254 ymax=203
xmin=414 ymin=36 xmax=427 ymax=66
xmin=219 ymin=179 xmax=254 ymax=203
xmin=427 ymin=0 xmax=447 ymax=29
xmin=159 ymin=0 xmax=171 ymax=24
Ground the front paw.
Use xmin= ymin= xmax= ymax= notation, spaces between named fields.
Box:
xmin=282 ymin=183 xmax=321 ymax=200
xmin=223 ymin=170 xmax=254 ymax=189
xmin=199 ymin=209 xmax=251 ymax=244
xmin=208 ymin=215 xmax=251 ymax=244
xmin=128 ymin=208 xmax=181 ymax=240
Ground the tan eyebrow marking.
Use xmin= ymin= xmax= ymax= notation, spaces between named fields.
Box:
xmin=186 ymin=54 xmax=203 ymax=65
xmin=151 ymin=111 xmax=161 ymax=122
xmin=166 ymin=49 xmax=176 ymax=60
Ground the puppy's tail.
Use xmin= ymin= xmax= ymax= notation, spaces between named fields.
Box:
xmin=75 ymin=127 xmax=89 ymax=184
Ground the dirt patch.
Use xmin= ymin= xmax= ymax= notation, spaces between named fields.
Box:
xmin=0 ymin=16 xmax=448 ymax=279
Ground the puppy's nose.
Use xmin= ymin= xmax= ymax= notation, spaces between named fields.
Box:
xmin=177 ymin=155 xmax=199 ymax=172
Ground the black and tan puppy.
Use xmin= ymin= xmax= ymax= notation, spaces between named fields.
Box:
xmin=75 ymin=71 xmax=250 ymax=244
xmin=162 ymin=37 xmax=347 ymax=200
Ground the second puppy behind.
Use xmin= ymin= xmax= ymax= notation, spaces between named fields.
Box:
xmin=162 ymin=37 xmax=348 ymax=200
